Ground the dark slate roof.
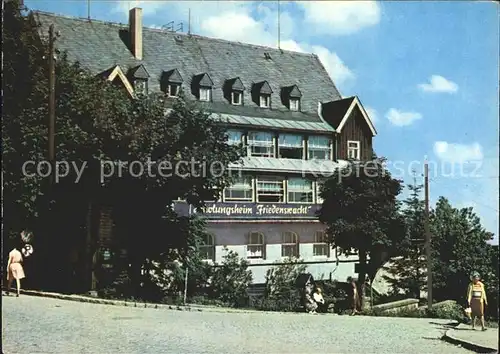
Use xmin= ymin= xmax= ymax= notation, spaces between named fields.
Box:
xmin=34 ymin=11 xmax=343 ymax=124
xmin=321 ymin=97 xmax=355 ymax=129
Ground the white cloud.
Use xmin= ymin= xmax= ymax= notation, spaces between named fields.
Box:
xmin=433 ymin=141 xmax=484 ymax=163
xmin=418 ymin=75 xmax=458 ymax=93
xmin=297 ymin=1 xmax=381 ymax=35
xmin=386 ymin=108 xmax=422 ymax=126
xmin=365 ymin=107 xmax=378 ymax=123
xmin=198 ymin=9 xmax=354 ymax=86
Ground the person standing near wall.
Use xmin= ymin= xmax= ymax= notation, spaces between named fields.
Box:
xmin=348 ymin=276 xmax=360 ymax=315
xmin=6 ymin=241 xmax=26 ymax=297
xmin=467 ymin=272 xmax=488 ymax=331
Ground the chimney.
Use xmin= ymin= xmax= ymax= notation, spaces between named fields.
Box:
xmin=129 ymin=7 xmax=143 ymax=60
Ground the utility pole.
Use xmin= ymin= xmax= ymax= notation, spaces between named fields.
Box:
xmin=424 ymin=159 xmax=433 ymax=309
xmin=277 ymin=0 xmax=281 ymax=49
xmin=48 ymin=24 xmax=56 ymax=185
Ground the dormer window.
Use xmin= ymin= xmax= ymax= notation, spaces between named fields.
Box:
xmin=252 ymin=81 xmax=273 ymax=109
xmin=199 ymin=87 xmax=211 ymax=101
xmin=128 ymin=64 xmax=150 ymax=96
xmin=161 ymin=68 xmax=183 ymax=98
xmin=289 ymin=98 xmax=300 ymax=111
xmin=191 ymin=72 xmax=214 ymax=102
xmin=231 ymin=91 xmax=242 ymax=105
xmin=281 ymin=84 xmax=302 ymax=111
xmin=224 ymin=77 xmax=245 ymax=106
xmin=167 ymin=83 xmax=179 ymax=98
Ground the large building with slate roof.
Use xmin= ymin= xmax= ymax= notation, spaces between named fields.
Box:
xmin=35 ymin=8 xmax=378 ymax=285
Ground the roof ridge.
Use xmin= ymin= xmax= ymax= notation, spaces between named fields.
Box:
xmin=32 ymin=10 xmax=317 ymax=58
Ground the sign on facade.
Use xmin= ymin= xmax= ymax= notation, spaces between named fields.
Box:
xmin=174 ymin=202 xmax=321 ymax=219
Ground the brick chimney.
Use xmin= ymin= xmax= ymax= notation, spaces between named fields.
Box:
xmin=129 ymin=7 xmax=143 ymax=60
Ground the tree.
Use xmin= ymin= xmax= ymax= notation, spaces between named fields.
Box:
xmin=383 ymin=172 xmax=426 ymax=298
xmin=430 ymin=197 xmax=497 ymax=316
xmin=2 ymin=0 xmax=243 ymax=293
xmin=318 ymin=159 xmax=406 ymax=306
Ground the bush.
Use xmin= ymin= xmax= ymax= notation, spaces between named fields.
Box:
xmin=209 ymin=248 xmax=253 ymax=308
xmin=257 ymin=258 xmax=307 ymax=312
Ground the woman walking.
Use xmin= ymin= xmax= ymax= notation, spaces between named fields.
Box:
xmin=467 ymin=272 xmax=488 ymax=331
xmin=6 ymin=243 xmax=26 ymax=297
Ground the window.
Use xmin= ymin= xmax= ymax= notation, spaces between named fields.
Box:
xmin=259 ymin=94 xmax=270 ymax=108
xmin=257 ymin=176 xmax=284 ymax=203
xmin=200 ymin=234 xmax=215 ymax=261
xmin=308 ymin=136 xmax=331 ymax=160
xmin=287 ymin=178 xmax=313 ymax=203
xmin=282 ymin=231 xmax=299 ymax=258
xmin=313 ymin=231 xmax=330 ymax=257
xmin=167 ymin=83 xmax=179 ymax=97
xmin=134 ymin=79 xmax=148 ymax=96
xmin=247 ymin=231 xmax=265 ymax=259
xmin=289 ymin=98 xmax=300 ymax=111
xmin=227 ymin=130 xmax=243 ymax=145
xmin=231 ymin=91 xmax=242 ymax=105
xmin=247 ymin=131 xmax=274 ymax=157
xmin=278 ymin=134 xmax=303 ymax=159
xmin=316 ymin=179 xmax=325 ymax=204
xmin=224 ymin=176 xmax=253 ymax=202
xmin=347 ymin=140 xmax=360 ymax=160
xmin=199 ymin=87 xmax=211 ymax=101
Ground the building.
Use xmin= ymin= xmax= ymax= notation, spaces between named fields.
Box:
xmin=35 ymin=8 xmax=377 ymax=286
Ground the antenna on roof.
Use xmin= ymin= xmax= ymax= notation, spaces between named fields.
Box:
xmin=162 ymin=21 xmax=174 ymax=31
xmin=277 ymin=0 xmax=280 ymax=49
xmin=87 ymin=0 xmax=91 ymax=20
xmin=188 ymin=8 xmax=191 ymax=35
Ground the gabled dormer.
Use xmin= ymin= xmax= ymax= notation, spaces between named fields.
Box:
xmin=128 ymin=64 xmax=150 ymax=96
xmin=99 ymin=65 xmax=134 ymax=98
xmin=191 ymin=73 xmax=214 ymax=102
xmin=161 ymin=69 xmax=183 ymax=98
xmin=281 ymin=85 xmax=302 ymax=111
xmin=251 ymin=81 xmax=273 ymax=108
xmin=223 ymin=77 xmax=245 ymax=105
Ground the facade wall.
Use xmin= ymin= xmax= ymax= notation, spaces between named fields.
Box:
xmin=337 ymin=107 xmax=373 ymax=161
xmin=207 ymin=222 xmax=358 ymax=284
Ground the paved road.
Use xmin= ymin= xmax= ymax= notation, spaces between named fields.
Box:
xmin=2 ymin=295 xmax=470 ymax=353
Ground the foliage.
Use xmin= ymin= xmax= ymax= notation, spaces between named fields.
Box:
xmin=255 ymin=258 xmax=308 ymax=312
xmin=209 ymin=248 xmax=253 ymax=308
xmin=3 ymin=0 xmax=243 ymax=292
xmin=430 ymin=197 xmax=497 ymax=318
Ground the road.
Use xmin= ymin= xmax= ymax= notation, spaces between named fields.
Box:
xmin=2 ymin=295 xmax=470 ymax=353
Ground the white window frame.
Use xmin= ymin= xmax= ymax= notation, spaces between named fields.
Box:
xmin=247 ymin=231 xmax=265 ymax=259
xmin=289 ymin=98 xmax=300 ymax=111
xmin=256 ymin=176 xmax=284 ymax=203
xmin=224 ymin=176 xmax=253 ymax=202
xmin=167 ymin=83 xmax=180 ymax=98
xmin=313 ymin=230 xmax=330 ymax=257
xmin=287 ymin=178 xmax=313 ymax=204
xmin=281 ymin=231 xmax=299 ymax=258
xmin=226 ymin=130 xmax=244 ymax=146
xmin=347 ymin=140 xmax=360 ymax=160
xmin=247 ymin=131 xmax=275 ymax=157
xmin=259 ymin=94 xmax=270 ymax=108
xmin=200 ymin=234 xmax=215 ymax=262
xmin=278 ymin=134 xmax=304 ymax=159
xmin=199 ymin=87 xmax=211 ymax=102
xmin=308 ymin=136 xmax=331 ymax=160
xmin=231 ymin=91 xmax=243 ymax=105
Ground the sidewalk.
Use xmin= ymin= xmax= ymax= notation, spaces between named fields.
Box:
xmin=444 ymin=323 xmax=498 ymax=353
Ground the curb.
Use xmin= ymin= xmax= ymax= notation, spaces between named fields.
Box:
xmin=442 ymin=328 xmax=497 ymax=353
xmin=4 ymin=288 xmax=267 ymax=315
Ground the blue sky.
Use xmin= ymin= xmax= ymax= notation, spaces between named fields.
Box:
xmin=25 ymin=1 xmax=499 ymax=242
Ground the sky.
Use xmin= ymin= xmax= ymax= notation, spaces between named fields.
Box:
xmin=25 ymin=1 xmax=499 ymax=243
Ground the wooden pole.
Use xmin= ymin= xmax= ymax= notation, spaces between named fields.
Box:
xmin=48 ymin=24 xmax=56 ymax=185
xmin=424 ymin=159 xmax=433 ymax=309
